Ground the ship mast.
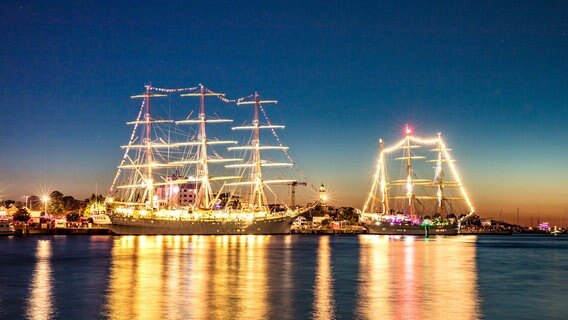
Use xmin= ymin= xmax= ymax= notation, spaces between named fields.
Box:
xmin=379 ymin=139 xmax=389 ymax=214
xmin=426 ymin=132 xmax=464 ymax=217
xmin=252 ymin=92 xmax=264 ymax=208
xmin=435 ymin=133 xmax=445 ymax=215
xmin=391 ymin=126 xmax=426 ymax=218
xmin=405 ymin=126 xmax=415 ymax=219
xmin=227 ymin=92 xmax=295 ymax=211
xmin=196 ymin=85 xmax=213 ymax=208
xmin=362 ymin=138 xmax=390 ymax=214
xmin=128 ymin=85 xmax=169 ymax=209
xmin=145 ymin=85 xmax=154 ymax=208
xmin=177 ymin=84 xmax=240 ymax=210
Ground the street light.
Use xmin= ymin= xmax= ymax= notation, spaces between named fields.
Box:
xmin=41 ymin=195 xmax=50 ymax=216
xmin=23 ymin=195 xmax=30 ymax=210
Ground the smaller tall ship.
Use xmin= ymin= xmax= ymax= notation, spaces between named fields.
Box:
xmin=102 ymin=84 xmax=312 ymax=235
xmin=360 ymin=126 xmax=475 ymax=236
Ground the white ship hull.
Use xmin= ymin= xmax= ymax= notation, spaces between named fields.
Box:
xmin=362 ymin=222 xmax=458 ymax=236
xmin=108 ymin=214 xmax=296 ymax=235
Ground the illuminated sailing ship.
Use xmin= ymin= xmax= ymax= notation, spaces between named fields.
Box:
xmin=103 ymin=84 xmax=309 ymax=235
xmin=360 ymin=126 xmax=475 ymax=236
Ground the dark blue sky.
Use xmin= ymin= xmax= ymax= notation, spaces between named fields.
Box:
xmin=1 ymin=1 xmax=567 ymax=223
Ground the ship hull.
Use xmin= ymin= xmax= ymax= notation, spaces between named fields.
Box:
xmin=108 ymin=215 xmax=295 ymax=235
xmin=363 ymin=223 xmax=459 ymax=236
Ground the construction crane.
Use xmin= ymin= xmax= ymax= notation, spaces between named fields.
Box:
xmin=288 ymin=181 xmax=307 ymax=208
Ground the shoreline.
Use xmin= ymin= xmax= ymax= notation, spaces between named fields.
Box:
xmin=4 ymin=228 xmax=562 ymax=237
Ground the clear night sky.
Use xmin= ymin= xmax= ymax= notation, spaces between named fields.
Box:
xmin=1 ymin=1 xmax=567 ymax=224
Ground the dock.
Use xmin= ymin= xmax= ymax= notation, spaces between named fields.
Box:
xmin=292 ymin=225 xmax=367 ymax=234
xmin=14 ymin=226 xmax=111 ymax=236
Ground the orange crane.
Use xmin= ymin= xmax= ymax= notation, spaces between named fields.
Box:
xmin=288 ymin=181 xmax=307 ymax=208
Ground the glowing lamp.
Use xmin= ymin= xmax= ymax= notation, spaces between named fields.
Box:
xmin=41 ymin=195 xmax=50 ymax=215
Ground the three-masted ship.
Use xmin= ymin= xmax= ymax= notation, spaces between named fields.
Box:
xmin=360 ymin=126 xmax=475 ymax=236
xmin=103 ymin=84 xmax=305 ymax=235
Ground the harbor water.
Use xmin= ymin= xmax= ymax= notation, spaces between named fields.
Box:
xmin=0 ymin=234 xmax=566 ymax=319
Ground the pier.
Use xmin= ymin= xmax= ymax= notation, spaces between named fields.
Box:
xmin=14 ymin=225 xmax=111 ymax=236
xmin=292 ymin=225 xmax=367 ymax=234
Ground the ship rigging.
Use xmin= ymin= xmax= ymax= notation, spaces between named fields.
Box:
xmin=360 ymin=126 xmax=475 ymax=235
xmin=104 ymin=84 xmax=314 ymax=235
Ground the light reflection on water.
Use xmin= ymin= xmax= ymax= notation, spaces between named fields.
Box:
xmin=2 ymin=234 xmax=565 ymax=319
xmin=103 ymin=235 xmax=479 ymax=319
xmin=26 ymin=240 xmax=54 ymax=320
xmin=356 ymin=235 xmax=480 ymax=320
xmin=312 ymin=236 xmax=336 ymax=319
xmin=106 ymin=235 xmax=274 ymax=320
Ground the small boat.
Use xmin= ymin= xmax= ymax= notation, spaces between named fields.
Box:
xmin=91 ymin=214 xmax=112 ymax=225
xmin=0 ymin=218 xmax=15 ymax=236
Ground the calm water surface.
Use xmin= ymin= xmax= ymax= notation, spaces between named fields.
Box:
xmin=0 ymin=234 xmax=566 ymax=319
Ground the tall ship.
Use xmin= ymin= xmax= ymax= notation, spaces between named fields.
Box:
xmin=360 ymin=126 xmax=475 ymax=236
xmin=104 ymin=84 xmax=310 ymax=235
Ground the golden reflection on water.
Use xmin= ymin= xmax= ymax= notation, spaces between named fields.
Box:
xmin=237 ymin=235 xmax=267 ymax=319
xmin=209 ymin=235 xmax=269 ymax=319
xmin=105 ymin=235 xmax=480 ymax=319
xmin=26 ymin=240 xmax=54 ymax=320
xmin=106 ymin=235 xmax=270 ymax=320
xmin=356 ymin=236 xmax=480 ymax=320
xmin=312 ymin=236 xmax=336 ymax=319
xmin=280 ymin=236 xmax=293 ymax=318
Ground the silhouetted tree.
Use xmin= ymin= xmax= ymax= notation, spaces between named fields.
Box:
xmin=66 ymin=212 xmax=81 ymax=222
xmin=13 ymin=208 xmax=31 ymax=222
xmin=83 ymin=193 xmax=106 ymax=215
xmin=338 ymin=207 xmax=356 ymax=221
xmin=2 ymin=200 xmax=15 ymax=208
xmin=49 ymin=191 xmax=65 ymax=214
xmin=62 ymin=196 xmax=80 ymax=212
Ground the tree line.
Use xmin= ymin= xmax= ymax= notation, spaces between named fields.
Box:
xmin=2 ymin=191 xmax=105 ymax=218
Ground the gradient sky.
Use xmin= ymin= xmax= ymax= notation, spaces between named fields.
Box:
xmin=1 ymin=1 xmax=567 ymax=225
